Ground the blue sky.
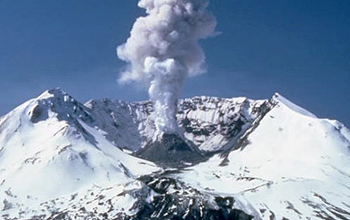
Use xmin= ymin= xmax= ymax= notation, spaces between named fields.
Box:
xmin=0 ymin=0 xmax=349 ymax=127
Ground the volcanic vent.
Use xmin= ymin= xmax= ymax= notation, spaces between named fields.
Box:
xmin=136 ymin=132 xmax=204 ymax=167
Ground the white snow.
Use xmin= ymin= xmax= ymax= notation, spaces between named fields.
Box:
xmin=178 ymin=94 xmax=350 ymax=219
xmin=83 ymin=95 xmax=266 ymax=153
xmin=0 ymin=90 xmax=160 ymax=218
xmin=1 ymin=89 xmax=350 ymax=219
xmin=273 ymin=93 xmax=316 ymax=118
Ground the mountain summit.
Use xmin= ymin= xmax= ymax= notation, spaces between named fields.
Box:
xmin=0 ymin=89 xmax=350 ymax=220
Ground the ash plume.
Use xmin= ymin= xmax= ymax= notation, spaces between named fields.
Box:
xmin=117 ymin=0 xmax=217 ymax=135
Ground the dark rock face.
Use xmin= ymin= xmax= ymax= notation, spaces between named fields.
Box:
xmin=29 ymin=104 xmax=48 ymax=123
xmin=21 ymin=176 xmax=253 ymax=220
xmin=136 ymin=133 xmax=206 ymax=167
xmin=130 ymin=176 xmax=253 ymax=220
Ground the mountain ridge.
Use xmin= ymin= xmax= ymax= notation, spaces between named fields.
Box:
xmin=1 ymin=88 xmax=350 ymax=220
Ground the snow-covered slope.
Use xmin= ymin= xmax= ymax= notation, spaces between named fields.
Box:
xmin=178 ymin=93 xmax=350 ymax=220
xmin=0 ymin=89 xmax=160 ymax=218
xmin=1 ymin=88 xmax=350 ymax=220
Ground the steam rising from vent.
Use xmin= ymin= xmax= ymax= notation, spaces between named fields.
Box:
xmin=117 ymin=0 xmax=217 ymax=134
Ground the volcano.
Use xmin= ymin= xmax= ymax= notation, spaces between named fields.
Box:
xmin=1 ymin=89 xmax=350 ymax=220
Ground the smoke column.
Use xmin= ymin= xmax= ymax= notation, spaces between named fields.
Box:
xmin=117 ymin=0 xmax=217 ymax=135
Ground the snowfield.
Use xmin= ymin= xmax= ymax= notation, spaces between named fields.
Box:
xmin=0 ymin=89 xmax=349 ymax=220
xmin=178 ymin=93 xmax=350 ymax=219
xmin=0 ymin=89 xmax=160 ymax=218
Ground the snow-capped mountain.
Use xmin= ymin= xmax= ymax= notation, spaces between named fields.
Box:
xmin=0 ymin=88 xmax=350 ymax=220
xmin=0 ymin=89 xmax=160 ymax=218
xmin=177 ymin=93 xmax=350 ymax=219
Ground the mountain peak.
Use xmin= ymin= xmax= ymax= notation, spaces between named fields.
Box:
xmin=272 ymin=92 xmax=316 ymax=118
xmin=35 ymin=87 xmax=77 ymax=104
xmin=25 ymin=88 xmax=92 ymax=125
xmin=37 ymin=87 xmax=66 ymax=99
